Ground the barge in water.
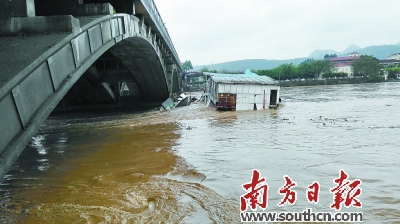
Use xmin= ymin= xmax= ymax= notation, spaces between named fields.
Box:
xmin=204 ymin=70 xmax=280 ymax=111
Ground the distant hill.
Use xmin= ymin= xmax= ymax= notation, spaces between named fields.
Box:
xmin=193 ymin=43 xmax=400 ymax=71
xmin=193 ymin=58 xmax=311 ymax=71
xmin=342 ymin=44 xmax=362 ymax=54
xmin=340 ymin=45 xmax=400 ymax=59
xmin=310 ymin=44 xmax=400 ymax=59
xmin=308 ymin=49 xmax=337 ymax=59
xmin=309 ymin=44 xmax=362 ymax=58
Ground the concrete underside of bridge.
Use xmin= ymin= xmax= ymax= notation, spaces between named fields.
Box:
xmin=55 ymin=37 xmax=170 ymax=112
xmin=0 ymin=0 xmax=183 ymax=180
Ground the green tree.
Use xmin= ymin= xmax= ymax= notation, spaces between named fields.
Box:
xmin=298 ymin=59 xmax=315 ymax=78
xmin=386 ymin=67 xmax=400 ymax=79
xmin=300 ymin=59 xmax=314 ymax=65
xmin=351 ymin=55 xmax=381 ymax=77
xmin=278 ymin=63 xmax=298 ymax=80
xmin=324 ymin=54 xmax=337 ymax=60
xmin=199 ymin=66 xmax=210 ymax=73
xmin=182 ymin=60 xmax=193 ymax=71
xmin=309 ymin=60 xmax=334 ymax=78
xmin=198 ymin=66 xmax=212 ymax=77
xmin=254 ymin=68 xmax=280 ymax=79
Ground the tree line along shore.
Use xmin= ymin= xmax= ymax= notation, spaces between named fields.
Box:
xmin=182 ymin=55 xmax=400 ymax=89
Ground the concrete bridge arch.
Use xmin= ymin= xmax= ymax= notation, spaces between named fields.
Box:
xmin=0 ymin=3 xmax=183 ymax=179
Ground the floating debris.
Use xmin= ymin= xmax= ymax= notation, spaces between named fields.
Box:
xmin=161 ymin=93 xmax=192 ymax=110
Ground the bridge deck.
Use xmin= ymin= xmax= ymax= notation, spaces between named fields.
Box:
xmin=0 ymin=16 xmax=112 ymax=90
xmin=0 ymin=34 xmax=68 ymax=89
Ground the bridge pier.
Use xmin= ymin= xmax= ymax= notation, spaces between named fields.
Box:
xmin=0 ymin=0 xmax=115 ymax=36
xmin=0 ymin=0 xmax=139 ymax=22
xmin=0 ymin=0 xmax=36 ymax=18
xmin=0 ymin=15 xmax=81 ymax=35
xmin=165 ymin=64 xmax=181 ymax=94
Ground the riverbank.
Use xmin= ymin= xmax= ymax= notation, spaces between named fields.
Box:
xmin=279 ymin=76 xmax=387 ymax=87
xmin=184 ymin=77 xmax=400 ymax=91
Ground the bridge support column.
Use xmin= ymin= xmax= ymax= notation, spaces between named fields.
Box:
xmin=0 ymin=0 xmax=35 ymax=18
xmin=85 ymin=66 xmax=117 ymax=103
xmin=165 ymin=64 xmax=175 ymax=93
xmin=176 ymin=70 xmax=183 ymax=92
xmin=0 ymin=0 xmax=116 ymax=36
xmin=0 ymin=15 xmax=80 ymax=36
xmin=83 ymin=0 xmax=135 ymax=14
xmin=35 ymin=2 xmax=114 ymax=17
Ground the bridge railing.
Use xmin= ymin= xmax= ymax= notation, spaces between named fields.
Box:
xmin=140 ymin=0 xmax=182 ymax=72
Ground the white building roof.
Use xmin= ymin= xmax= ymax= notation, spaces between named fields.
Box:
xmin=204 ymin=69 xmax=279 ymax=85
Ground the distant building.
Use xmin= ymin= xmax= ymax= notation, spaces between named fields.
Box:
xmin=184 ymin=71 xmax=204 ymax=83
xmin=182 ymin=71 xmax=204 ymax=90
xmin=388 ymin=53 xmax=400 ymax=60
xmin=329 ymin=53 xmax=360 ymax=77
xmin=379 ymin=59 xmax=400 ymax=67
xmin=380 ymin=53 xmax=400 ymax=67
xmin=329 ymin=52 xmax=400 ymax=78
xmin=349 ymin=52 xmax=361 ymax=57
xmin=204 ymin=69 xmax=280 ymax=111
xmin=380 ymin=54 xmax=400 ymax=80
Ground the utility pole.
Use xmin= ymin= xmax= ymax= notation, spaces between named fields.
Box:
xmin=189 ymin=78 xmax=192 ymax=105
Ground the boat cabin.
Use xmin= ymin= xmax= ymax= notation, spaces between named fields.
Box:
xmin=204 ymin=70 xmax=280 ymax=111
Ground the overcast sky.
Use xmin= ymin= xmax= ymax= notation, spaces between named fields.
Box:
xmin=154 ymin=0 xmax=400 ymax=66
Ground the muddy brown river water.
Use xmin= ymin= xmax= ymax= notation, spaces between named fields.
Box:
xmin=1 ymin=82 xmax=399 ymax=223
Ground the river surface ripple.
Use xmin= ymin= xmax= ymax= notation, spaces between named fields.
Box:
xmin=1 ymin=82 xmax=399 ymax=223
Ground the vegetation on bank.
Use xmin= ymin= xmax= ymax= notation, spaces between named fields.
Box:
xmin=252 ymin=59 xmax=335 ymax=80
xmin=186 ymin=55 xmax=398 ymax=87
xmin=386 ymin=66 xmax=400 ymax=79
xmin=353 ymin=55 xmax=384 ymax=82
xmin=194 ymin=44 xmax=400 ymax=71
xmin=198 ymin=67 xmax=238 ymax=74
xmin=280 ymin=76 xmax=385 ymax=87
xmin=250 ymin=56 xmax=384 ymax=81
xmin=324 ymin=53 xmax=337 ymax=59
xmin=182 ymin=60 xmax=193 ymax=71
